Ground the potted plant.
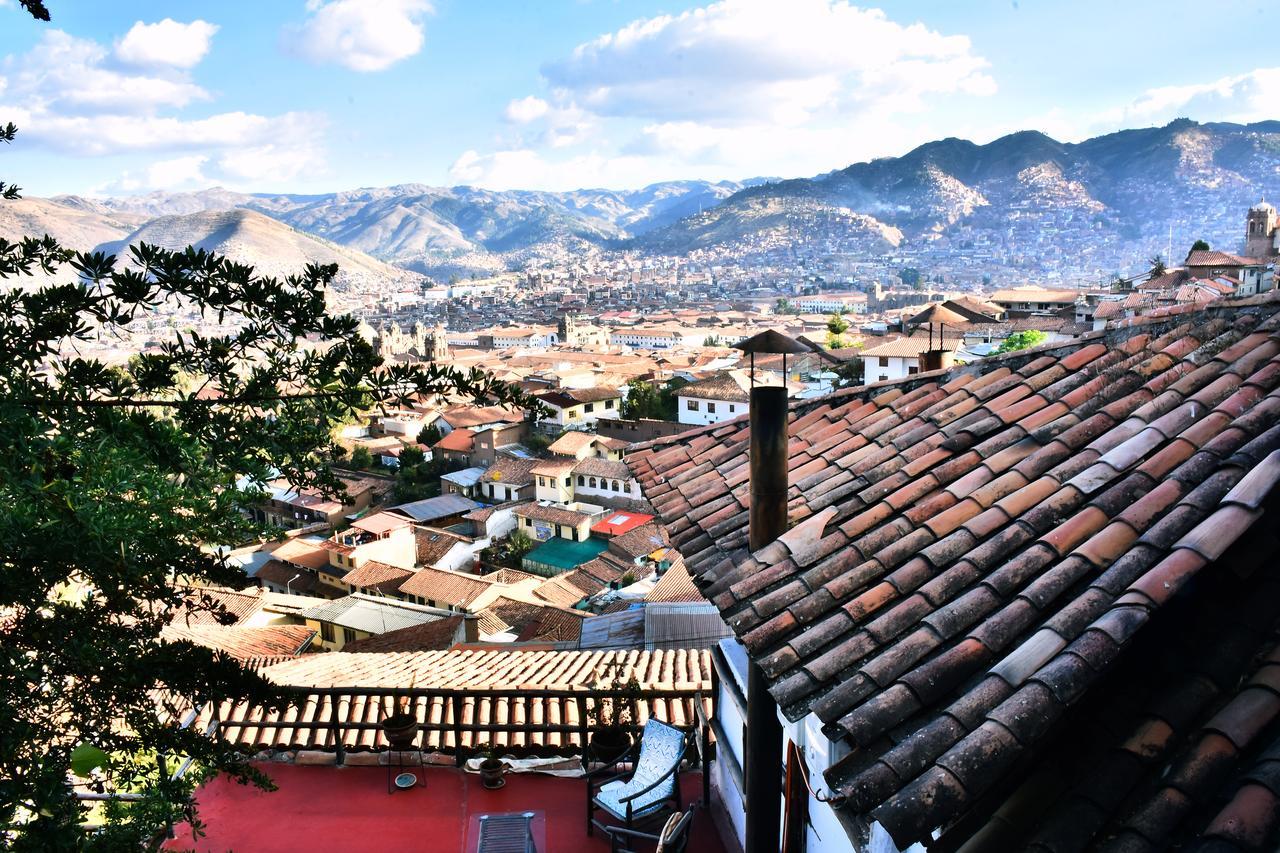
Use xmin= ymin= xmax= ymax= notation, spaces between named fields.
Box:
xmin=476 ymin=742 xmax=505 ymax=790
xmin=380 ymin=674 xmax=419 ymax=750
xmin=587 ymin=664 xmax=641 ymax=765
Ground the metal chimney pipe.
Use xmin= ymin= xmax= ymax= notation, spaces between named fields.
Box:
xmin=731 ymin=330 xmax=806 ymax=853
xmin=745 ymin=382 xmax=787 ymax=853
xmin=748 ymin=383 xmax=789 ymax=551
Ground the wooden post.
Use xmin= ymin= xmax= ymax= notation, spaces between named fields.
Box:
xmin=451 ymin=694 xmax=465 ymax=767
xmin=329 ymin=693 xmax=345 ymax=766
xmin=576 ymin=695 xmax=590 ymax=767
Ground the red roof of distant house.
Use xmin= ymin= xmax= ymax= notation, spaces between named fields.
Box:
xmin=592 ymin=510 xmax=656 ymax=537
xmin=433 ymin=428 xmax=475 ymax=453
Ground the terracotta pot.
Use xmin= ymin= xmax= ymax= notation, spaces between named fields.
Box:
xmin=479 ymin=757 xmax=505 ymax=789
xmin=381 ymin=712 xmax=418 ymax=750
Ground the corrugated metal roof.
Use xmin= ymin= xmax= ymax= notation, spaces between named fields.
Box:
xmin=295 ymin=593 xmax=455 ymax=634
xmin=391 ymin=493 xmax=481 ymax=522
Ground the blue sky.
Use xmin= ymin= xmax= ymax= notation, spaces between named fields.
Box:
xmin=0 ymin=0 xmax=1274 ymax=196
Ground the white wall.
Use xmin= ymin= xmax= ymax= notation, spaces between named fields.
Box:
xmin=713 ymin=639 xmax=928 ymax=853
xmin=574 ymin=477 xmax=641 ymax=501
xmin=676 ymin=395 xmax=745 ymax=426
xmin=863 ymin=355 xmax=917 ymax=383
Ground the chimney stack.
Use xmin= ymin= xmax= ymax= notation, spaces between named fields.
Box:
xmin=734 ymin=330 xmax=809 ymax=853
xmin=908 ymin=302 xmax=968 ymax=374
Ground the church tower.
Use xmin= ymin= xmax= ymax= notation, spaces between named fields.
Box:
xmin=427 ymin=323 xmax=449 ymax=361
xmin=558 ymin=313 xmax=580 ymax=348
xmin=1245 ymin=201 xmax=1278 ymax=259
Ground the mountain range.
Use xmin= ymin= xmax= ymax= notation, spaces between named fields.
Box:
xmin=4 ymin=119 xmax=1279 ymax=284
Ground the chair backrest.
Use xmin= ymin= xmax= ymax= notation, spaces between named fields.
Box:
xmin=632 ymin=718 xmax=686 ymax=796
xmin=656 ymin=810 xmax=694 ymax=853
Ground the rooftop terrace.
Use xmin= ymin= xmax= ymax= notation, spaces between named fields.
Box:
xmin=164 ymin=763 xmax=728 ymax=853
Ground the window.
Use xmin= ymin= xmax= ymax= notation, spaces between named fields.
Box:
xmin=606 ymin=399 xmax=615 ymax=409
xmin=585 ymin=403 xmax=595 ymax=413
xmin=321 ymin=622 xmax=334 ymax=643
xmin=577 ymin=475 xmax=585 ymax=486
xmin=687 ymin=400 xmax=700 ymax=411
xmin=611 ymin=480 xmax=620 ymax=492
xmin=729 ymin=404 xmax=736 ymax=413
xmin=878 ymin=356 xmax=889 ymax=367
xmin=708 ymin=402 xmax=717 ymax=414
xmin=342 ymin=628 xmax=357 ymax=644
xmin=590 ymin=477 xmax=597 ymax=488
xmin=564 ymin=477 xmax=571 ymax=487
xmin=908 ymin=366 xmax=919 ymax=375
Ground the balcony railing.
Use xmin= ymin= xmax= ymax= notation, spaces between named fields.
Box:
xmin=196 ymin=683 xmax=717 ymax=769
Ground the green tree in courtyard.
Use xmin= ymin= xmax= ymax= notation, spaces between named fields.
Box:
xmin=1191 ymin=239 xmax=1210 ymax=252
xmin=996 ymin=329 xmax=1048 ymax=353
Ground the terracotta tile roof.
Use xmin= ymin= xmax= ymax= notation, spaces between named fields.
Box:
xmin=1186 ymin=249 xmax=1258 ymax=267
xmin=339 ymin=561 xmax=412 ymax=594
xmin=487 ymin=568 xmax=539 ymax=585
xmin=547 ymin=431 xmax=600 ymax=456
xmin=414 ymin=527 xmax=468 ymax=567
xmin=269 ymin=538 xmax=332 ymax=571
xmin=480 ymin=456 xmax=538 ymax=487
xmin=397 ymin=564 xmax=495 ymax=608
xmin=440 ymin=404 xmax=523 ymax=429
xmin=860 ymin=334 xmax=964 ymax=358
xmin=349 ymin=512 xmax=412 ymax=536
xmin=479 ymin=596 xmax=586 ymax=643
xmin=255 ymin=559 xmax=322 ymax=593
xmin=626 ymin=294 xmax=1280 ymax=849
xmin=171 ymin=586 xmax=266 ymax=627
xmin=339 ymin=615 xmax=467 ymax=653
xmin=537 ymin=387 xmax=621 ymax=408
xmin=432 ymin=427 xmax=475 ymax=453
xmin=190 ymin=648 xmax=712 ymax=754
xmin=532 ymin=572 xmax=601 ymax=607
xmin=990 ymin=287 xmax=1080 ymax=304
xmin=530 ymin=457 xmax=577 ymax=477
xmin=571 ymin=457 xmax=632 ymax=480
xmin=575 ymin=552 xmax=632 ymax=585
xmin=513 ymin=502 xmax=592 ymax=527
xmin=608 ymin=522 xmax=669 ymax=559
xmin=161 ymin=624 xmax=317 ymax=661
xmin=646 ymin=559 xmax=703 ymax=604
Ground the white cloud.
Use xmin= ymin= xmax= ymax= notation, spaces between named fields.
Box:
xmin=145 ymin=155 xmax=211 ymax=189
xmin=460 ymin=1 xmax=998 ymax=190
xmin=2 ymin=30 xmax=209 ymax=114
xmin=285 ymin=0 xmax=432 ymax=73
xmin=0 ymin=28 xmax=329 ymax=193
xmin=542 ymin=0 xmax=994 ymax=126
xmin=504 ymin=95 xmax=549 ymax=124
xmin=1096 ymin=68 xmax=1280 ymax=131
xmin=115 ymin=19 xmax=219 ymax=69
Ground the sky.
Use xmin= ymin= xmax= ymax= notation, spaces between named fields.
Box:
xmin=0 ymin=0 xmax=1275 ymax=197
